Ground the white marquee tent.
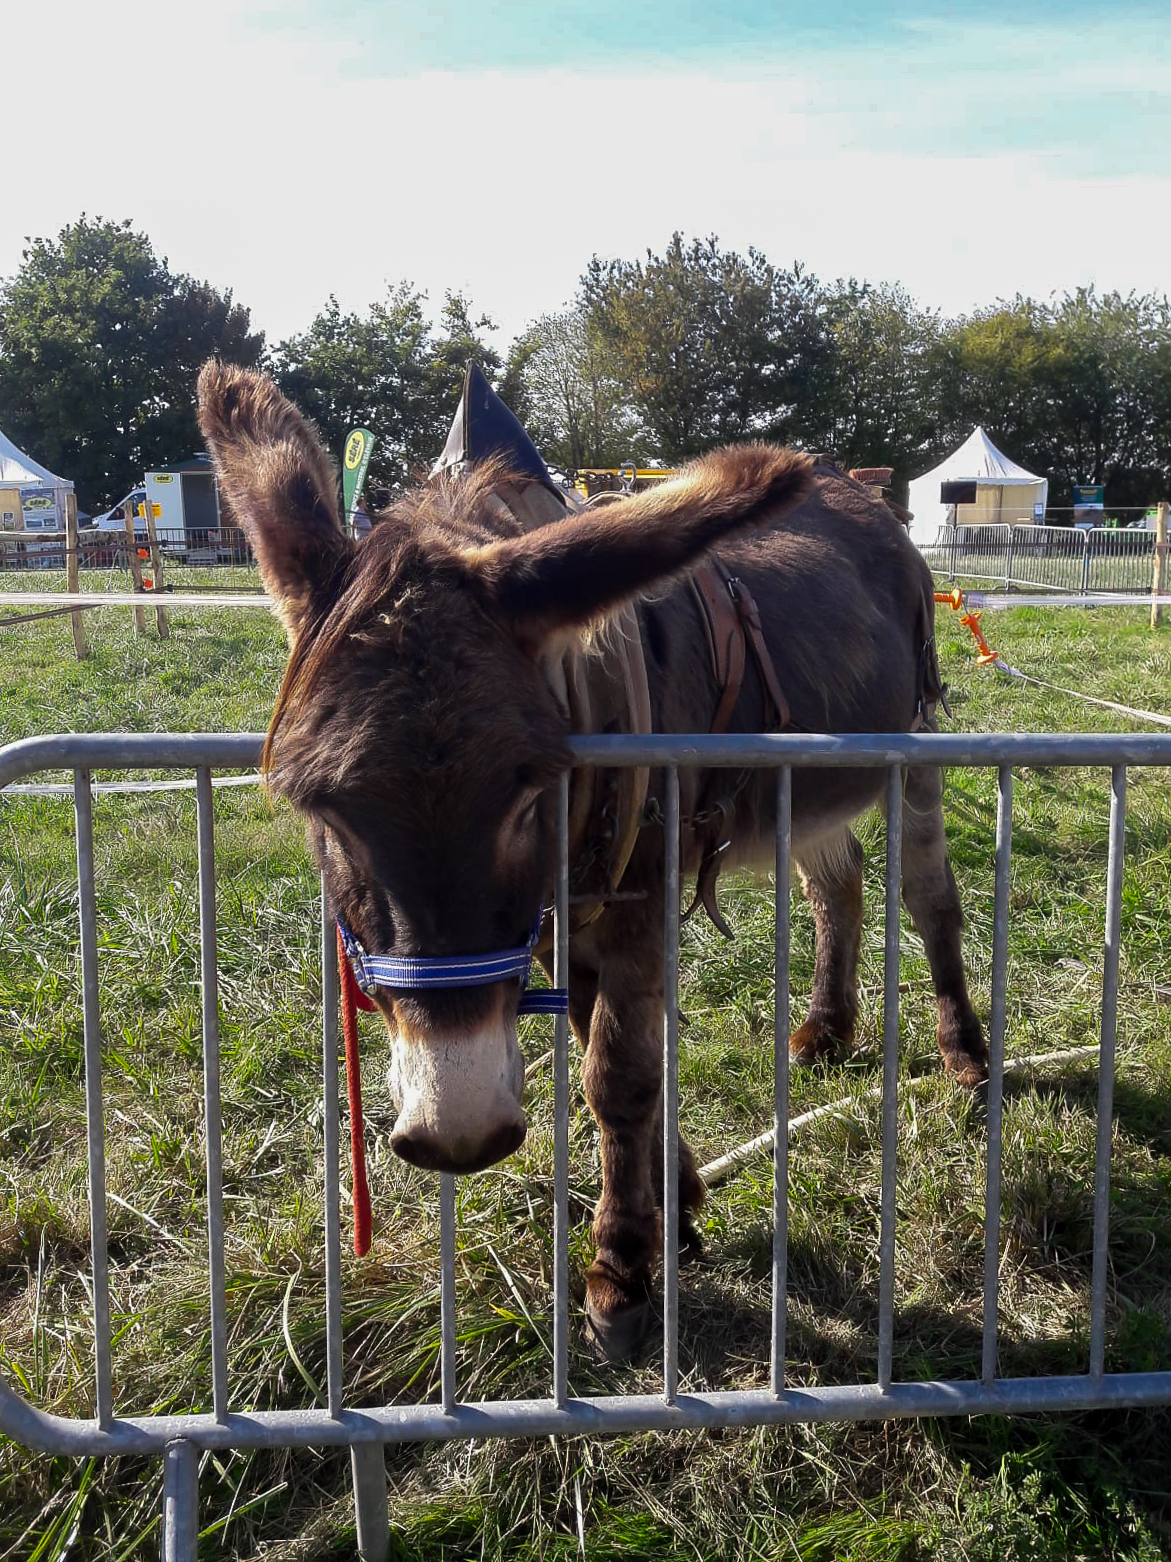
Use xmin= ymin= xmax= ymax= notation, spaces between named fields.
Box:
xmin=0 ymin=425 xmax=74 ymax=529
xmin=907 ymin=427 xmax=1047 ymax=548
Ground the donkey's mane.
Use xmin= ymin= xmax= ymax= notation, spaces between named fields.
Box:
xmin=263 ymin=461 xmax=543 ymax=775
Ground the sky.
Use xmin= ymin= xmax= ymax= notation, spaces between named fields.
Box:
xmin=3 ymin=0 xmax=1169 ymax=349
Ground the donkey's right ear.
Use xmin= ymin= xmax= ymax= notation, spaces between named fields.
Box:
xmin=197 ymin=361 xmax=352 ymax=639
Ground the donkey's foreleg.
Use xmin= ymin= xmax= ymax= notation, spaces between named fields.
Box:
xmin=900 ymin=764 xmax=987 ymax=1086
xmin=790 ymin=830 xmax=865 ymax=1066
xmin=580 ymin=976 xmax=667 ymax=1360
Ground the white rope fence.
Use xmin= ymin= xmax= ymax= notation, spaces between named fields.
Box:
xmin=699 ymin=1045 xmax=1102 ymax=1186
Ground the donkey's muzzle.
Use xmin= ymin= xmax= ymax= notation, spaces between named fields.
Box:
xmin=386 ymin=1005 xmax=527 ymax=1175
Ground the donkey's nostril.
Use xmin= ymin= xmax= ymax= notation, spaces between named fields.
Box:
xmin=390 ymin=1119 xmax=526 ymax=1175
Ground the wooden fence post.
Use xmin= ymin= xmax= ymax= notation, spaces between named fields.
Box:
xmin=1153 ymin=501 xmax=1169 ymax=630
xmin=122 ymin=505 xmax=147 ymax=636
xmin=65 ymin=493 xmax=88 ymax=659
xmin=144 ymin=500 xmax=170 ymax=640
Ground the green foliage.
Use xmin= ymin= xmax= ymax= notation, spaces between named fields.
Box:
xmin=582 ymin=233 xmax=826 ymax=461
xmin=271 ymin=286 xmax=501 ymax=496
xmin=799 ymin=278 xmax=942 ymax=478
xmin=510 ymin=307 xmax=644 ymax=471
xmin=5 ymin=213 xmax=1171 ymax=517
xmin=931 ymin=288 xmax=1171 ymax=507
xmin=0 ymin=216 xmax=263 ymax=510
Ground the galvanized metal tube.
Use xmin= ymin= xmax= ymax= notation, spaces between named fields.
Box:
xmin=440 ymin=1174 xmax=457 ymax=1414
xmin=771 ymin=767 xmax=792 ymax=1397
xmin=1090 ymin=765 xmax=1127 ymax=1378
xmin=982 ymin=765 xmax=1013 ymax=1385
xmin=877 ymin=766 xmax=904 ymax=1392
xmin=321 ymin=882 xmax=344 ymax=1419
xmin=196 ymin=768 xmax=229 ymax=1423
xmin=161 ymin=1439 xmax=200 ymax=1562
xmin=662 ymin=767 xmax=681 ymax=1406
xmin=553 ymin=772 xmax=571 ymax=1408
xmin=74 ymin=769 xmax=113 ymax=1430
xmin=9 ymin=730 xmax=1171 ymax=794
xmin=350 ymin=1442 xmax=390 ymax=1562
xmin=10 ymin=1368 xmax=1171 ymax=1455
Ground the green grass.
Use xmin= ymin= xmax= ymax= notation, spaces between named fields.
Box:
xmin=1 ymin=581 xmax=1171 ymax=1559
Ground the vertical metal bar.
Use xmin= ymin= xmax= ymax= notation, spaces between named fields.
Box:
xmin=982 ymin=765 xmax=1013 ymax=1383
xmin=74 ymin=769 xmax=113 ymax=1429
xmin=771 ymin=767 xmax=792 ymax=1396
xmin=553 ymin=772 xmax=571 ymax=1408
xmin=160 ymin=1440 xmax=199 ymax=1562
xmin=196 ymin=768 xmax=229 ymax=1423
xmin=1090 ymin=765 xmax=1126 ymax=1378
xmin=876 ymin=765 xmax=903 ymax=1392
xmin=662 ymin=766 xmax=681 ymax=1405
xmin=440 ymin=1174 xmax=457 ymax=1413
xmin=321 ymin=880 xmax=344 ymax=1419
xmin=350 ymin=1443 xmax=390 ymax=1562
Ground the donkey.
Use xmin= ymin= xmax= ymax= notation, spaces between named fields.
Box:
xmin=198 ymin=362 xmax=986 ymax=1359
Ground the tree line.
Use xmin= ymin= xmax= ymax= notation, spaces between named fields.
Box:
xmin=1 ymin=217 xmax=1168 ymax=513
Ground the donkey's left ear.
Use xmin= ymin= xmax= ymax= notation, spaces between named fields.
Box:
xmin=473 ymin=444 xmax=813 ymax=648
xmin=197 ymin=361 xmax=352 ymax=639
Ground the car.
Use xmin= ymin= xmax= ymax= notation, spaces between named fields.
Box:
xmin=90 ymin=489 xmax=149 ymax=542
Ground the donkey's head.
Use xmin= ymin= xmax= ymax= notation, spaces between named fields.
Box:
xmin=198 ymin=363 xmax=810 ymax=1174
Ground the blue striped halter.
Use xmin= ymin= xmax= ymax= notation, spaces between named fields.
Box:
xmin=336 ymin=913 xmax=568 ymax=1015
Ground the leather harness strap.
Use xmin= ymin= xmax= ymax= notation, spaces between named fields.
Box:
xmin=685 ymin=557 xmax=793 ymax=935
xmin=691 ymin=557 xmax=791 ymax=733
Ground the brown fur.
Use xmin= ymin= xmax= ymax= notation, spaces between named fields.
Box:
xmin=197 ymin=363 xmax=986 ymax=1359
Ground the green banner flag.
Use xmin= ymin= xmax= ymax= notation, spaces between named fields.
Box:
xmin=342 ymin=428 xmax=375 ymax=523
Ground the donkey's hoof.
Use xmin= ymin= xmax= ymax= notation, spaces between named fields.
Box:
xmin=942 ymin=1050 xmax=988 ymax=1089
xmin=585 ymin=1295 xmax=652 ymax=1362
xmin=789 ymin=1019 xmax=845 ymax=1068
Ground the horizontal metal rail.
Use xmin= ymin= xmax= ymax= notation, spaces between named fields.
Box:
xmin=5 ymin=1372 xmax=1171 ymax=1455
xmin=5 ymin=728 xmax=1171 ymax=788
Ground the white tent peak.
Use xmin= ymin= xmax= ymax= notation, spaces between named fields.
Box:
xmin=932 ymin=426 xmax=1043 ymax=486
xmin=0 ymin=425 xmax=73 ymax=489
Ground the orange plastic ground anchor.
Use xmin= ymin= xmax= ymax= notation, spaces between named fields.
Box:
xmin=960 ymin=609 xmax=1000 ymax=664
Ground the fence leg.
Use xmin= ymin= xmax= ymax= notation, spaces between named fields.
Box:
xmin=1004 ymin=525 xmax=1015 ymax=590
xmin=123 ymin=507 xmax=148 ymax=636
xmin=1153 ymin=501 xmax=1168 ymax=629
xmin=65 ymin=494 xmax=88 ymax=660
xmin=161 ymin=1440 xmax=199 ymax=1562
xmin=351 ymin=1443 xmax=390 ymax=1561
xmin=1081 ymin=534 xmax=1091 ymax=595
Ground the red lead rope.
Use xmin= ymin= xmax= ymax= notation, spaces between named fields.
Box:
xmin=337 ymin=926 xmax=375 ymax=1256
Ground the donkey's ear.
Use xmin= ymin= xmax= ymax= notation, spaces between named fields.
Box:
xmin=197 ymin=361 xmax=352 ymax=638
xmin=474 ymin=445 xmax=813 ymax=647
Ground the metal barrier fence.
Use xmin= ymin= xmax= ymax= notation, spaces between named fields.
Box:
xmin=0 ymin=526 xmax=254 ymax=572
xmin=919 ymin=523 xmax=1159 ymax=594
xmin=3 ymin=728 xmax=1171 ymax=1562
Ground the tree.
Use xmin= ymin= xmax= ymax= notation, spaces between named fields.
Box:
xmin=509 ymin=308 xmax=643 ymax=472
xmin=583 ymin=235 xmax=798 ymax=461
xmin=272 ymin=287 xmax=502 ymax=494
xmin=930 ymin=289 xmax=1171 ymax=508
xmin=272 ymin=285 xmax=432 ymax=495
xmin=796 ymin=279 xmax=942 ymax=485
xmin=0 ymin=215 xmax=262 ymax=508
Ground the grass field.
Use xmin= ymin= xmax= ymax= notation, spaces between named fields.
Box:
xmin=1 ymin=583 xmax=1170 ymax=1560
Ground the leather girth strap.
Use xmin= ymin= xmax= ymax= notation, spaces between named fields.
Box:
xmin=686 ymin=557 xmax=792 ymax=936
xmin=691 ymin=557 xmax=790 ymax=733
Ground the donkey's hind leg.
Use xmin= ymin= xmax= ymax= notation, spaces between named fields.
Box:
xmin=900 ymin=763 xmax=987 ymax=1086
xmin=790 ymin=829 xmax=865 ymax=1066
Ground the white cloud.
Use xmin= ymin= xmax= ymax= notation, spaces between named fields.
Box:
xmin=3 ymin=6 xmax=1168 ymax=352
